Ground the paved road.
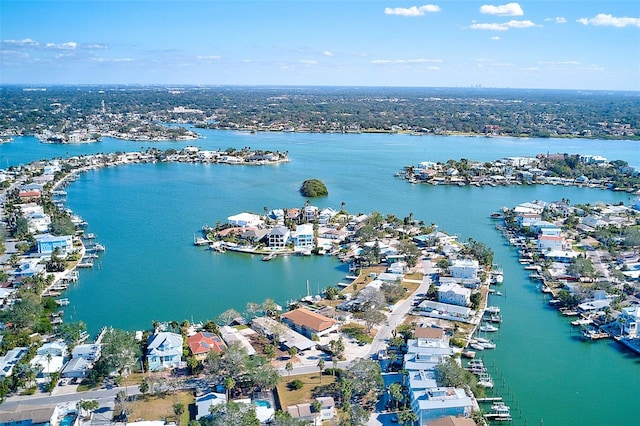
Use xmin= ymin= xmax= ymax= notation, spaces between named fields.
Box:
xmin=1 ymin=385 xmax=140 ymax=413
xmin=369 ymin=259 xmax=434 ymax=356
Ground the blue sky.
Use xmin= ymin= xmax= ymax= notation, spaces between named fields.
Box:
xmin=1 ymin=1 xmax=639 ymax=90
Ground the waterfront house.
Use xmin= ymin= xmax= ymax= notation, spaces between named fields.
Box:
xmin=417 ymin=300 xmax=472 ymax=322
xmin=187 ymin=332 xmax=227 ymax=361
xmin=281 ymin=307 xmax=338 ymax=339
xmin=577 ymin=298 xmax=612 ymax=315
xmin=147 ymin=332 xmax=183 ymax=371
xmin=196 ymin=392 xmax=227 ymax=419
xmin=318 ymin=208 xmax=338 ymax=225
xmin=71 ymin=343 xmax=101 ymax=361
xmin=437 ymin=283 xmax=471 ymax=307
xmin=0 ymin=346 xmax=29 ymax=379
xmin=35 ymin=234 xmax=73 ymax=255
xmin=537 ymin=235 xmax=566 ymax=253
xmin=619 ymin=306 xmax=640 ymax=338
xmin=411 ymin=387 xmax=473 ymax=425
xmin=302 ymin=205 xmax=319 ymax=223
xmin=61 ymin=357 xmax=91 ymax=379
xmin=293 ymin=223 xmax=315 ymax=249
xmin=450 ymin=259 xmax=479 ymax=280
xmin=227 ymin=212 xmax=264 ymax=228
xmin=219 ymin=325 xmax=256 ymax=356
xmin=11 ymin=259 xmax=45 ymax=279
xmin=516 ymin=213 xmax=542 ymax=228
xmin=251 ymin=316 xmax=315 ymax=352
xmin=427 ymin=416 xmax=477 ymax=426
xmin=267 ymin=226 xmax=290 ymax=248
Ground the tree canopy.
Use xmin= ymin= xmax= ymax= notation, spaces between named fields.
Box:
xmin=299 ymin=179 xmax=328 ymax=197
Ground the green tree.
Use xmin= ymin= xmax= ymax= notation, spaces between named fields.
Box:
xmin=217 ymin=308 xmax=242 ymax=326
xmin=347 ymin=358 xmax=383 ymax=401
xmin=210 ymin=401 xmax=260 ymax=426
xmin=317 ymin=358 xmax=325 ymax=383
xmin=398 ymin=409 xmax=418 ymax=426
xmin=285 ymin=361 xmax=293 ymax=377
xmin=300 ymin=179 xmax=328 ymax=197
xmin=77 ymin=400 xmax=100 ymax=419
xmin=173 ymin=402 xmax=185 ymax=426
xmin=98 ymin=328 xmax=140 ymax=378
xmin=388 ymin=382 xmax=403 ymax=410
xmin=8 ymin=292 xmax=42 ymax=330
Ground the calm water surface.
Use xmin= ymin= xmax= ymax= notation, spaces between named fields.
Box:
xmin=3 ymin=131 xmax=639 ymax=425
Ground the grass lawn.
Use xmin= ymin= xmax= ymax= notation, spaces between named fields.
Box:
xmin=276 ymin=372 xmax=338 ymax=410
xmin=128 ymin=391 xmax=194 ymax=425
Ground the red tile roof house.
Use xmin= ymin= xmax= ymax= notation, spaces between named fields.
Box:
xmin=187 ymin=332 xmax=227 ymax=361
xmin=281 ymin=307 xmax=338 ymax=339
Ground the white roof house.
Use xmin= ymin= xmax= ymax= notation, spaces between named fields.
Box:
xmin=450 ymin=259 xmax=479 ymax=280
xmin=227 ymin=212 xmax=264 ymax=228
xmin=437 ymin=283 xmax=471 ymax=307
xmin=410 ymin=387 xmax=473 ymax=425
xmin=196 ymin=392 xmax=227 ymax=419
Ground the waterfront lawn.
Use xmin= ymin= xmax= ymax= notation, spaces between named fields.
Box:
xmin=128 ymin=390 xmax=193 ymax=425
xmin=276 ymin=372 xmax=338 ymax=410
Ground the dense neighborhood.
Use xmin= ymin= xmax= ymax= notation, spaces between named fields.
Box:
xmin=0 ymin=144 xmax=639 ymax=426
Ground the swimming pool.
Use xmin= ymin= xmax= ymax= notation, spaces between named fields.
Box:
xmin=59 ymin=414 xmax=77 ymax=426
xmin=253 ymin=399 xmax=271 ymax=409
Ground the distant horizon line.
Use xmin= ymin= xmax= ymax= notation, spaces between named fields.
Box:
xmin=2 ymin=83 xmax=639 ymax=94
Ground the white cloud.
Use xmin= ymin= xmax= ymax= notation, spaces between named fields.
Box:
xmin=196 ymin=55 xmax=221 ymax=60
xmin=491 ymin=36 xmax=501 ymax=40
xmin=45 ymin=42 xmax=78 ymax=50
xmin=372 ymin=58 xmax=442 ymax=64
xmin=539 ymin=61 xmax=582 ymax=65
xmin=577 ymin=14 xmax=640 ymax=28
xmin=83 ymin=43 xmax=109 ymax=49
xmin=323 ymin=51 xmax=333 ymax=57
xmin=1 ymin=38 xmax=39 ymax=48
xmin=480 ymin=3 xmax=523 ymax=16
xmin=545 ymin=17 xmax=567 ymax=24
xmin=470 ymin=19 xmax=536 ymax=30
xmin=299 ymin=60 xmax=317 ymax=65
xmin=384 ymin=5 xmax=441 ymax=17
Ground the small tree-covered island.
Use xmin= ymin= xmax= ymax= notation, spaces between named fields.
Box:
xmin=299 ymin=179 xmax=329 ymax=198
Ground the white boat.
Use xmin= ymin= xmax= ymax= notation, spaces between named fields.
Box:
xmin=262 ymin=252 xmax=277 ymax=261
xmin=487 ymin=313 xmax=502 ymax=323
xmin=491 ymin=401 xmax=511 ymax=416
xmin=480 ymin=323 xmax=499 ymax=332
xmin=478 ymin=374 xmax=494 ymax=388
xmin=470 ymin=343 xmax=485 ymax=351
xmin=571 ymin=318 xmax=593 ymax=326
xmin=461 ymin=350 xmax=476 ymax=358
xmin=194 ymin=235 xmax=208 ymax=246
xmin=209 ymin=242 xmax=226 ymax=252
xmin=485 ymin=306 xmax=501 ymax=314
xmin=475 ymin=337 xmax=496 ymax=349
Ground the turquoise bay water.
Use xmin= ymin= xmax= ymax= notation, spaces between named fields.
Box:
xmin=3 ymin=131 xmax=639 ymax=425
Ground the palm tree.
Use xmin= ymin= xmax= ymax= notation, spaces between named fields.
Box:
xmin=223 ymin=376 xmax=236 ymax=401
xmin=317 ymin=358 xmax=325 ymax=383
xmin=285 ymin=361 xmax=293 ymax=377
xmin=173 ymin=402 xmax=185 ymax=426
xmin=388 ymin=383 xmax=403 ymax=410
xmin=398 ymin=409 xmax=417 ymax=426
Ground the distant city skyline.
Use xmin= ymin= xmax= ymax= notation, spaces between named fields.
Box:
xmin=1 ymin=1 xmax=639 ymax=90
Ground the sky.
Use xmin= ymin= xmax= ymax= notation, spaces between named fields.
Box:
xmin=1 ymin=1 xmax=639 ymax=90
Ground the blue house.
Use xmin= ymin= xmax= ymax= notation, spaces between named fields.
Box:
xmin=147 ymin=332 xmax=183 ymax=371
xmin=35 ymin=234 xmax=73 ymax=255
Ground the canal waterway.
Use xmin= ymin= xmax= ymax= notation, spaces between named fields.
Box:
xmin=2 ymin=131 xmax=639 ymax=425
